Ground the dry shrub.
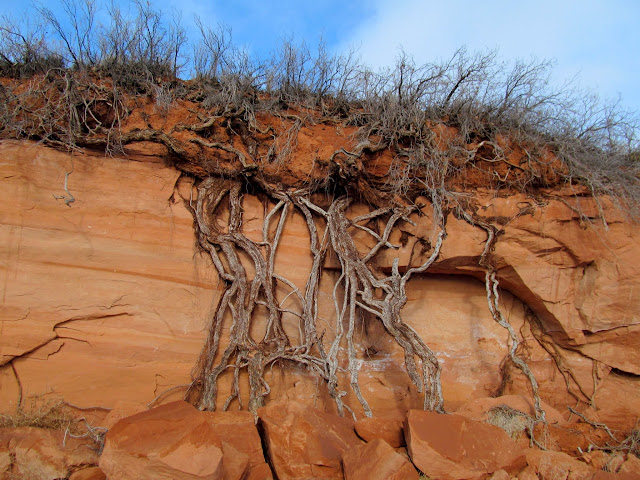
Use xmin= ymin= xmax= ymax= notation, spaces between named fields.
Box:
xmin=619 ymin=426 xmax=640 ymax=458
xmin=0 ymin=398 xmax=81 ymax=434
xmin=487 ymin=404 xmax=533 ymax=440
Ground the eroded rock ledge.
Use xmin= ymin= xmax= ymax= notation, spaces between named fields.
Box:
xmin=1 ymin=140 xmax=639 ymax=431
xmin=3 ymin=399 xmax=640 ymax=479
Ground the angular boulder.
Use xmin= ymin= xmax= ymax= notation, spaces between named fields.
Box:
xmin=525 ymin=448 xmax=595 ymax=480
xmin=354 ymin=415 xmax=406 ymax=447
xmin=405 ymin=410 xmax=526 ymax=480
xmin=69 ymin=466 xmax=107 ymax=480
xmin=99 ymin=400 xmax=269 ymax=480
xmin=0 ymin=426 xmax=98 ymax=479
xmin=620 ymin=454 xmax=640 ymax=474
xmin=342 ymin=438 xmax=419 ymax=480
xmin=202 ymin=410 xmax=272 ymax=479
xmin=258 ymin=401 xmax=363 ymax=479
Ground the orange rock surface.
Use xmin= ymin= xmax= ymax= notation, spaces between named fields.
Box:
xmin=258 ymin=401 xmax=363 ymax=479
xmin=342 ymin=438 xmax=419 ymax=480
xmin=99 ymin=400 xmax=270 ymax=480
xmin=1 ymin=135 xmax=640 ymax=433
xmin=0 ymin=426 xmax=98 ymax=479
xmin=405 ymin=410 xmax=526 ymax=480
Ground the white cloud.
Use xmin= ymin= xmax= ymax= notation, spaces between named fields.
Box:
xmin=339 ymin=0 xmax=640 ymax=109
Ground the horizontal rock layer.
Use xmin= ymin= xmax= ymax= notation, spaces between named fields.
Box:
xmin=1 ymin=140 xmax=639 ymax=429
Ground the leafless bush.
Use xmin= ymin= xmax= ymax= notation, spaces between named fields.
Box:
xmin=487 ymin=404 xmax=533 ymax=439
xmin=33 ymin=0 xmax=186 ymax=92
xmin=0 ymin=15 xmax=64 ymax=77
xmin=37 ymin=0 xmax=99 ymax=69
xmin=0 ymin=398 xmax=78 ymax=432
xmin=0 ymin=0 xmax=637 ymax=209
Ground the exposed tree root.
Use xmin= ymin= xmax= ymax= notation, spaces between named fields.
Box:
xmin=456 ymin=208 xmax=547 ymax=425
xmin=184 ymin=176 xmax=448 ymax=416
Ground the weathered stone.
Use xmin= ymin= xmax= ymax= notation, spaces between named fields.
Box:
xmin=489 ymin=470 xmax=511 ymax=480
xmin=581 ymin=450 xmax=620 ymax=471
xmin=202 ymin=410 xmax=269 ymax=477
xmin=525 ymin=448 xmax=595 ymax=480
xmin=342 ymin=438 xmax=419 ymax=480
xmin=355 ymin=415 xmax=406 ymax=447
xmin=99 ymin=401 xmax=271 ymax=480
xmin=516 ymin=465 xmax=539 ymax=480
xmin=3 ymin=137 xmax=640 ymax=447
xmin=220 ymin=442 xmax=249 ymax=480
xmin=69 ymin=466 xmax=107 ymax=480
xmin=405 ymin=410 xmax=526 ymax=480
xmin=620 ymin=454 xmax=640 ymax=474
xmin=605 ymin=453 xmax=627 ymax=474
xmin=245 ymin=463 xmax=275 ymax=480
xmin=99 ymin=401 xmax=224 ymax=480
xmin=591 ymin=472 xmax=640 ymax=480
xmin=0 ymin=427 xmax=98 ymax=480
xmin=258 ymin=401 xmax=363 ymax=479
xmin=0 ymin=450 xmax=11 ymax=475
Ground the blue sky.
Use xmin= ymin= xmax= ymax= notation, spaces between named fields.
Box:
xmin=1 ymin=0 xmax=638 ymax=112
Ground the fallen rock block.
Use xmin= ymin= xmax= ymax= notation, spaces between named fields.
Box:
xmin=342 ymin=438 xmax=419 ymax=480
xmin=355 ymin=415 xmax=406 ymax=447
xmin=69 ymin=466 xmax=107 ymax=480
xmin=99 ymin=400 xmax=270 ymax=480
xmin=258 ymin=401 xmax=363 ymax=479
xmin=591 ymin=471 xmax=640 ymax=480
xmin=0 ymin=426 xmax=98 ymax=480
xmin=489 ymin=470 xmax=510 ymax=480
xmin=203 ymin=410 xmax=271 ymax=479
xmin=620 ymin=454 xmax=640 ymax=474
xmin=525 ymin=448 xmax=596 ymax=480
xmin=405 ymin=410 xmax=526 ymax=480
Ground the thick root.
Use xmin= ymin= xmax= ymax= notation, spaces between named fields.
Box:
xmin=185 ymin=178 xmax=447 ymax=416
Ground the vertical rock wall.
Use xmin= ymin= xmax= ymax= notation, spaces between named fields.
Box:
xmin=2 ymin=141 xmax=640 ymax=429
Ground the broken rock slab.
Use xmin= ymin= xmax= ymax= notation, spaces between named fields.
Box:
xmin=99 ymin=400 xmax=269 ymax=480
xmin=524 ymin=448 xmax=596 ymax=480
xmin=258 ymin=401 xmax=363 ymax=480
xmin=354 ymin=415 xmax=406 ymax=447
xmin=342 ymin=437 xmax=419 ymax=480
xmin=405 ymin=410 xmax=526 ymax=480
xmin=0 ymin=426 xmax=99 ymax=480
xmin=69 ymin=466 xmax=107 ymax=480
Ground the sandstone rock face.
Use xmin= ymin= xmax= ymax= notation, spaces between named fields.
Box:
xmin=354 ymin=415 xmax=406 ymax=447
xmin=99 ymin=401 xmax=268 ymax=480
xmin=69 ymin=466 xmax=107 ymax=480
xmin=100 ymin=401 xmax=224 ymax=480
xmin=0 ymin=426 xmax=98 ymax=479
xmin=620 ymin=454 xmax=640 ymax=474
xmin=405 ymin=410 xmax=526 ymax=480
xmin=258 ymin=401 xmax=363 ymax=479
xmin=0 ymin=140 xmax=217 ymax=414
xmin=524 ymin=448 xmax=596 ymax=480
xmin=2 ymin=140 xmax=640 ymax=431
xmin=202 ymin=410 xmax=272 ymax=480
xmin=342 ymin=438 xmax=419 ymax=480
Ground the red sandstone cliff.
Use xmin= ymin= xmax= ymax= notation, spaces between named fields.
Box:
xmin=1 ymin=132 xmax=639 ymax=427
xmin=1 ymin=69 xmax=639 ymax=478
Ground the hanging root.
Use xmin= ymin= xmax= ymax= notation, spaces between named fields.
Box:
xmin=485 ymin=269 xmax=546 ymax=423
xmin=185 ymin=176 xmax=447 ymax=416
xmin=456 ymin=207 xmax=547 ymax=430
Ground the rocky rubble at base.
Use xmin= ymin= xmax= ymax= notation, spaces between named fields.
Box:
xmin=1 ymin=398 xmax=640 ymax=480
